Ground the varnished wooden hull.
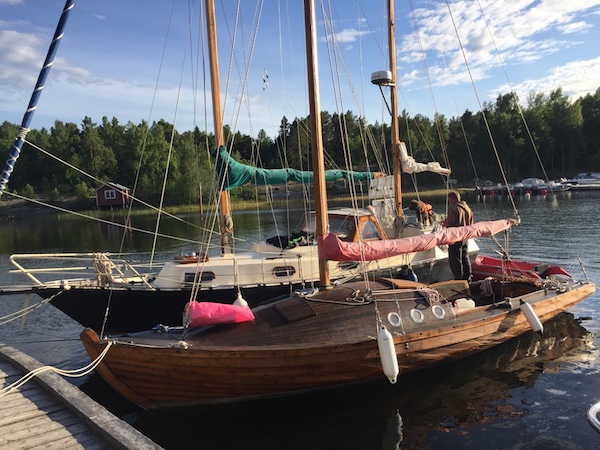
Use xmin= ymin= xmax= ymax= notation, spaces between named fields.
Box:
xmin=80 ymin=279 xmax=595 ymax=409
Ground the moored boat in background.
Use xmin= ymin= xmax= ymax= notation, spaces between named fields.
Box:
xmin=472 ymin=254 xmax=572 ymax=283
xmin=562 ymin=172 xmax=600 ymax=191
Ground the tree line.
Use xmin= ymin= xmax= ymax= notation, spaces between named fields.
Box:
xmin=1 ymin=87 xmax=598 ymax=206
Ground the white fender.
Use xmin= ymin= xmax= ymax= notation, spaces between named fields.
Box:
xmin=233 ymin=292 xmax=248 ymax=307
xmin=377 ymin=325 xmax=399 ymax=384
xmin=519 ymin=300 xmax=543 ymax=334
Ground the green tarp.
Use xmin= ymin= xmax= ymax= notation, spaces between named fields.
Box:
xmin=216 ymin=146 xmax=375 ymax=190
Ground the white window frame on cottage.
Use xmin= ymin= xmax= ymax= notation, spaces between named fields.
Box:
xmin=104 ymin=190 xmax=117 ymax=200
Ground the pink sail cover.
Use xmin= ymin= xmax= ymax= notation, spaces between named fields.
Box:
xmin=184 ymin=301 xmax=255 ymax=327
xmin=318 ymin=219 xmax=515 ymax=262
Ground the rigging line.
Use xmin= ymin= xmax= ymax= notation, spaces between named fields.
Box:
xmin=123 ymin=0 xmax=179 ymax=262
xmin=22 ymin=139 xmax=203 ymax=231
xmin=411 ymin=0 xmax=479 ymax=188
xmin=444 ymin=0 xmax=519 ymax=221
xmin=229 ymin=0 xmax=265 ymax=138
xmin=320 ymin=2 xmax=370 ymax=280
xmin=0 ymin=296 xmax=54 ymax=326
xmin=321 ymin=1 xmax=366 ymax=180
xmin=151 ymin=4 xmax=194 ymax=267
xmin=407 ymin=0 xmax=450 ymax=170
xmin=320 ymin=2 xmax=355 ymax=200
xmin=187 ymin=0 xmax=210 ymax=254
xmin=353 ymin=1 xmax=390 ymax=176
xmin=3 ymin=191 xmax=205 ymax=246
xmin=475 ymin=0 xmax=554 ymax=197
xmin=219 ymin=0 xmax=241 ymax=134
xmin=189 ymin=0 xmax=201 ymax=131
xmin=423 ymin=4 xmax=481 ymax=187
xmin=352 ymin=6 xmax=387 ymax=177
xmin=321 ymin=0 xmax=381 ymax=181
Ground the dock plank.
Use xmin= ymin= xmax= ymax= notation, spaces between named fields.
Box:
xmin=0 ymin=344 xmax=162 ymax=450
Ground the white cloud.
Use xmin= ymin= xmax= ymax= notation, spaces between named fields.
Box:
xmin=0 ymin=30 xmax=44 ymax=88
xmin=492 ymin=57 xmax=600 ymax=101
xmin=558 ymin=21 xmax=592 ymax=34
xmin=397 ymin=0 xmax=600 ymax=87
xmin=327 ymin=27 xmax=370 ymax=44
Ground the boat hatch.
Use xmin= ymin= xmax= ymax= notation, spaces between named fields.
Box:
xmin=273 ymin=297 xmax=316 ymax=323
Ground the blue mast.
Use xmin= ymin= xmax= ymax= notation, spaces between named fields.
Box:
xmin=0 ymin=0 xmax=75 ymax=198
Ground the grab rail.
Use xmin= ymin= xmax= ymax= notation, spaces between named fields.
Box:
xmin=9 ymin=253 xmax=159 ymax=289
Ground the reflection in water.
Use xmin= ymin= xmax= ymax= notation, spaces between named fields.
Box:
xmin=124 ymin=312 xmax=593 ymax=450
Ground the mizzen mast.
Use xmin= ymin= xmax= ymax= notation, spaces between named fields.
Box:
xmin=303 ymin=0 xmax=330 ymax=288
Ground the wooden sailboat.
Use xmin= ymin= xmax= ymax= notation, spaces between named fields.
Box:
xmin=3 ymin=1 xmax=475 ymax=334
xmin=80 ymin=0 xmax=595 ymax=409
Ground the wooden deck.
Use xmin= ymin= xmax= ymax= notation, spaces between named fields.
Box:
xmin=0 ymin=344 xmax=162 ymax=450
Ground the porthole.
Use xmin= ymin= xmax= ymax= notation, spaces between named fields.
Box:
xmin=432 ymin=304 xmax=445 ymax=319
xmin=410 ymin=308 xmax=424 ymax=323
xmin=387 ymin=312 xmax=402 ymax=327
xmin=273 ymin=266 xmax=296 ymax=277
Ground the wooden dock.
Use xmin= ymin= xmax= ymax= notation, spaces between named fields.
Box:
xmin=0 ymin=344 xmax=163 ymax=450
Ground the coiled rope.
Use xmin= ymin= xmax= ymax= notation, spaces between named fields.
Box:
xmin=479 ymin=277 xmax=495 ymax=298
xmin=0 ymin=341 xmax=113 ymax=398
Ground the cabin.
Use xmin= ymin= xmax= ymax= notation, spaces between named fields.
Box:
xmin=96 ymin=182 xmax=131 ymax=209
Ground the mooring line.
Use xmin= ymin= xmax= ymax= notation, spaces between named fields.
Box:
xmin=0 ymin=341 xmax=113 ymax=398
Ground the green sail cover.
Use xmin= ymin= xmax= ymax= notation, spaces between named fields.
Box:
xmin=216 ymin=146 xmax=375 ymax=190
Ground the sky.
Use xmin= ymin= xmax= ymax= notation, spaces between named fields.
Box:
xmin=1 ymin=0 xmax=600 ymax=140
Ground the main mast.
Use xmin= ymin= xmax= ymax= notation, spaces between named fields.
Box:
xmin=304 ymin=0 xmax=330 ymax=287
xmin=387 ymin=0 xmax=403 ymax=218
xmin=206 ymin=0 xmax=233 ymax=254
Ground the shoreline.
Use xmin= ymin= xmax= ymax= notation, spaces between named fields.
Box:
xmin=0 ymin=188 xmax=471 ymax=221
xmin=0 ymin=196 xmax=91 ymax=220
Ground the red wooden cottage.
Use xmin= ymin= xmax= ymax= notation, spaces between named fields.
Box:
xmin=96 ymin=182 xmax=132 ymax=209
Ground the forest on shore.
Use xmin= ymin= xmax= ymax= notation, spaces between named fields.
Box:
xmin=1 ymin=87 xmax=599 ymax=207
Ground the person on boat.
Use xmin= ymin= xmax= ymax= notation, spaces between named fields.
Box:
xmin=442 ymin=191 xmax=474 ymax=281
xmin=408 ymin=199 xmax=433 ymax=226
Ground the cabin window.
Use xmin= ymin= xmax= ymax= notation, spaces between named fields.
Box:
xmin=104 ymin=190 xmax=116 ymax=200
xmin=329 ymin=217 xmax=353 ymax=239
xmin=360 ymin=221 xmax=381 ymax=240
xmin=273 ymin=266 xmax=296 ymax=277
xmin=184 ymin=271 xmax=215 ymax=283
